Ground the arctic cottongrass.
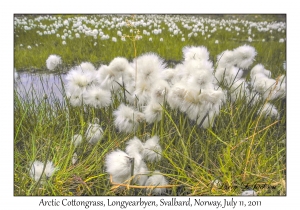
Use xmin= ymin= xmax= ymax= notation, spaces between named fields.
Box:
xmin=145 ymin=170 xmax=169 ymax=195
xmin=85 ymin=120 xmax=104 ymax=144
xmin=46 ymin=54 xmax=62 ymax=71
xmin=233 ymin=45 xmax=257 ymax=69
xmin=143 ymin=101 xmax=163 ymax=124
xmin=105 ymin=149 xmax=143 ymax=184
xmin=259 ymin=103 xmax=280 ymax=120
xmin=71 ymin=134 xmax=82 ymax=147
xmin=83 ymin=85 xmax=111 ymax=108
xmin=143 ymin=135 xmax=162 ymax=162
xmin=113 ymin=104 xmax=145 ymax=133
xmin=125 ymin=136 xmax=145 ymax=157
xmin=29 ymin=160 xmax=57 ymax=183
xmin=182 ymin=46 xmax=210 ymax=62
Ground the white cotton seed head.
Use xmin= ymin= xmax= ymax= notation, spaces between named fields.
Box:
xmin=79 ymin=62 xmax=96 ymax=72
xmin=125 ymin=136 xmax=145 ymax=157
xmin=105 ymin=149 xmax=132 ymax=183
xmin=44 ymin=161 xmax=57 ymax=178
xmin=46 ymin=54 xmax=62 ymax=70
xmin=29 ymin=160 xmax=44 ymax=182
xmin=143 ymin=101 xmax=163 ymax=124
xmin=145 ymin=170 xmax=169 ymax=195
xmin=217 ymin=50 xmax=235 ymax=69
xmin=83 ymin=85 xmax=111 ymax=108
xmin=151 ymin=79 xmax=170 ymax=103
xmin=233 ymin=45 xmax=257 ymax=69
xmin=259 ymin=103 xmax=280 ymax=120
xmin=143 ymin=135 xmax=162 ymax=162
xmin=108 ymin=57 xmax=129 ymax=77
xmin=113 ymin=104 xmax=145 ymax=133
xmin=133 ymin=160 xmax=149 ymax=186
xmin=85 ymin=123 xmax=104 ymax=144
xmin=182 ymin=46 xmax=210 ymax=62
xmin=71 ymin=134 xmax=82 ymax=147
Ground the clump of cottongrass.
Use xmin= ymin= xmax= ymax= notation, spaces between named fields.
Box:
xmin=85 ymin=118 xmax=104 ymax=144
xmin=29 ymin=160 xmax=57 ymax=183
xmin=72 ymin=153 xmax=78 ymax=165
xmin=233 ymin=45 xmax=257 ymax=69
xmin=182 ymin=46 xmax=210 ymax=62
xmin=79 ymin=62 xmax=96 ymax=72
xmin=250 ymin=64 xmax=271 ymax=78
xmin=216 ymin=50 xmax=235 ymax=69
xmin=65 ymin=66 xmax=94 ymax=93
xmin=145 ymin=170 xmax=169 ymax=195
xmin=108 ymin=57 xmax=130 ymax=79
xmin=66 ymin=87 xmax=84 ymax=107
xmin=133 ymin=161 xmax=149 ymax=186
xmin=143 ymin=135 xmax=162 ymax=162
xmin=258 ymin=103 xmax=280 ymax=120
xmin=113 ymin=104 xmax=145 ymax=133
xmin=143 ymin=101 xmax=163 ymax=124
xmin=125 ymin=136 xmax=145 ymax=157
xmin=83 ymin=85 xmax=111 ymax=108
xmin=71 ymin=134 xmax=82 ymax=147
xmin=46 ymin=54 xmax=62 ymax=71
xmin=105 ymin=149 xmax=143 ymax=184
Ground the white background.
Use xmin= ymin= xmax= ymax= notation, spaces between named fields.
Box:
xmin=2 ymin=1 xmax=298 ymax=209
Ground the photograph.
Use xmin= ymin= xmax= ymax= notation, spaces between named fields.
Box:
xmin=13 ymin=14 xmax=286 ymax=199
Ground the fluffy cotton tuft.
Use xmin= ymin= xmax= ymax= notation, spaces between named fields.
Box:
xmin=143 ymin=101 xmax=163 ymax=124
xmin=125 ymin=136 xmax=145 ymax=157
xmin=79 ymin=62 xmax=96 ymax=72
xmin=233 ymin=45 xmax=257 ymax=69
xmin=113 ymin=104 xmax=145 ymax=133
xmin=71 ymin=134 xmax=82 ymax=147
xmin=182 ymin=46 xmax=210 ymax=62
xmin=143 ymin=135 xmax=162 ymax=162
xmin=105 ymin=149 xmax=143 ymax=184
xmin=108 ymin=57 xmax=130 ymax=78
xmin=145 ymin=170 xmax=169 ymax=195
xmin=83 ymin=85 xmax=111 ymax=108
xmin=46 ymin=54 xmax=62 ymax=71
xmin=259 ymin=103 xmax=280 ymax=120
xmin=29 ymin=160 xmax=57 ymax=183
xmin=85 ymin=122 xmax=104 ymax=144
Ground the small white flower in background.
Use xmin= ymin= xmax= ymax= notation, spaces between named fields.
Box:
xmin=71 ymin=134 xmax=82 ymax=147
xmin=94 ymin=42 xmax=97 ymax=46
xmin=75 ymin=33 xmax=80 ymax=38
xmin=46 ymin=54 xmax=62 ymax=71
xmin=149 ymin=38 xmax=152 ymax=42
xmin=283 ymin=61 xmax=286 ymax=71
xmin=279 ymin=38 xmax=285 ymax=43
xmin=20 ymin=44 xmax=23 ymax=47
xmin=160 ymin=38 xmax=163 ymax=42
xmin=27 ymin=45 xmax=31 ymax=49
xmin=241 ymin=190 xmax=257 ymax=196
xmin=62 ymin=41 xmax=66 ymax=45
xmin=85 ymin=118 xmax=104 ymax=144
xmin=145 ymin=170 xmax=169 ymax=195
xmin=248 ymin=36 xmax=252 ymax=42
xmin=262 ymin=39 xmax=265 ymax=42
xmin=112 ymin=37 xmax=117 ymax=42
xmin=181 ymin=37 xmax=185 ymax=42
xmin=121 ymin=36 xmax=126 ymax=41
xmin=215 ymin=40 xmax=219 ymax=44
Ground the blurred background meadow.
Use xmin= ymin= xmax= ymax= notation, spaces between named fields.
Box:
xmin=14 ymin=14 xmax=286 ymax=196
